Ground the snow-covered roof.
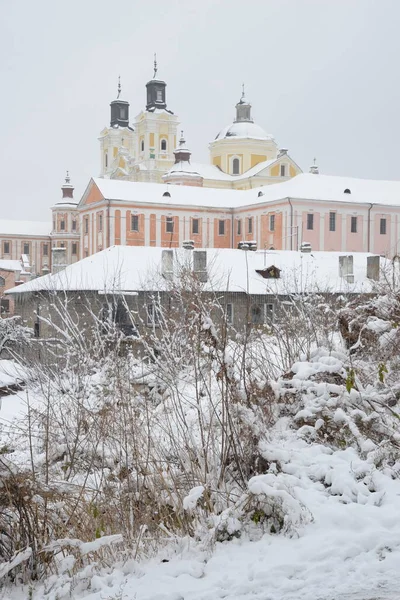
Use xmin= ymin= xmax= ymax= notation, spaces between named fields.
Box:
xmin=92 ymin=173 xmax=400 ymax=210
xmin=0 ymin=259 xmax=22 ymax=272
xmin=215 ymin=121 xmax=274 ymax=141
xmin=0 ymin=219 xmax=51 ymax=237
xmin=7 ymin=246 xmax=391 ymax=297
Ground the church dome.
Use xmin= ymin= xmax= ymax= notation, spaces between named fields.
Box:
xmin=215 ymin=121 xmax=273 ymax=141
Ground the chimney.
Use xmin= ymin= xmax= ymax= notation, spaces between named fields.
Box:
xmin=300 ymin=242 xmax=312 ymax=253
xmin=183 ymin=240 xmax=194 ymax=250
xmin=339 ymin=255 xmax=354 ymax=283
xmin=367 ymin=255 xmax=380 ymax=281
xmin=278 ymin=148 xmax=288 ymax=157
xmin=193 ymin=250 xmax=207 ymax=282
xmin=161 ymin=249 xmax=174 ymax=281
xmin=52 ymin=247 xmax=67 ymax=274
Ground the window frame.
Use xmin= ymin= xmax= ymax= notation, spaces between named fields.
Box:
xmin=166 ymin=216 xmax=174 ymax=234
xmin=98 ymin=214 xmax=103 ymax=232
xmin=3 ymin=241 xmax=10 ymax=255
xmin=306 ymin=213 xmax=314 ymax=231
xmin=192 ymin=218 xmax=199 ymax=235
xmin=269 ymin=214 xmax=275 ymax=232
xmin=72 ymin=220 xmax=77 ymax=232
xmin=218 ymin=219 xmax=225 ymax=236
xmin=248 ymin=217 xmax=253 ymax=235
xmin=131 ymin=214 xmax=139 ymax=232
xmin=237 ymin=219 xmax=242 ymax=236
xmin=60 ymin=219 xmax=65 ymax=231
xmin=226 ymin=303 xmax=233 ymax=325
xmin=232 ymin=157 xmax=240 ymax=175
xmin=160 ymin=138 xmax=167 ymax=152
xmin=84 ymin=217 xmax=89 ymax=234
xmin=43 ymin=243 xmax=48 ymax=256
xmin=23 ymin=242 xmax=30 ymax=255
xmin=329 ymin=212 xmax=336 ymax=232
xmin=351 ymin=216 xmax=357 ymax=233
xmin=380 ymin=218 xmax=387 ymax=235
xmin=72 ymin=243 xmax=77 ymax=255
xmin=280 ymin=164 xmax=286 ymax=177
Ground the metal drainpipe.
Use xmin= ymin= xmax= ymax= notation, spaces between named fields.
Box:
xmin=288 ymin=198 xmax=293 ymax=250
xmin=107 ymin=200 xmax=111 ymax=248
xmin=367 ymin=203 xmax=373 ymax=252
xmin=231 ymin=213 xmax=234 ymax=249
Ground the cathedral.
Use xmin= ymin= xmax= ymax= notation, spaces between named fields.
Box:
xmin=1 ymin=62 xmax=400 ymax=310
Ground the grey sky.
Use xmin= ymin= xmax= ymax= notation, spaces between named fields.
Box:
xmin=1 ymin=0 xmax=399 ymax=222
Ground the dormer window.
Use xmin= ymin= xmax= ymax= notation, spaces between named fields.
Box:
xmin=255 ymin=265 xmax=281 ymax=279
xmin=280 ymin=164 xmax=286 ymax=177
xmin=344 ymin=188 xmax=351 ymax=194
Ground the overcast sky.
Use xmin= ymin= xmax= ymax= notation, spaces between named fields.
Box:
xmin=1 ymin=0 xmax=399 ymax=222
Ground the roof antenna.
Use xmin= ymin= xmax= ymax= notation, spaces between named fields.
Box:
xmin=117 ymin=75 xmax=121 ymax=99
xmin=241 ymin=82 xmax=245 ymax=100
xmin=65 ymin=170 xmax=70 ymax=184
xmin=153 ymin=53 xmax=158 ymax=79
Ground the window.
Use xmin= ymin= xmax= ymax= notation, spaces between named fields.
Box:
xmin=147 ymin=303 xmax=160 ymax=326
xmin=72 ymin=220 xmax=77 ymax=231
xmin=251 ymin=305 xmax=263 ymax=325
xmin=3 ymin=241 xmax=10 ymax=254
xmin=351 ymin=216 xmax=357 ymax=233
xmin=237 ymin=219 xmax=242 ymax=236
xmin=72 ymin=243 xmax=77 ymax=255
xmin=192 ymin=218 xmax=199 ymax=234
xmin=270 ymin=215 xmax=275 ymax=232
xmin=105 ymin=153 xmax=108 ymax=168
xmin=34 ymin=321 xmax=40 ymax=338
xmin=218 ymin=220 xmax=225 ymax=235
xmin=43 ymin=244 xmax=48 ymax=256
xmin=248 ymin=217 xmax=253 ymax=234
xmin=130 ymin=214 xmax=139 ymax=232
xmin=23 ymin=243 xmax=30 ymax=255
xmin=0 ymin=276 xmax=5 ymax=287
xmin=226 ymin=303 xmax=233 ymax=324
xmin=84 ymin=217 xmax=89 ymax=234
xmin=53 ymin=220 xmax=56 ymax=231
xmin=1 ymin=298 xmax=10 ymax=315
xmin=307 ymin=214 xmax=314 ymax=230
xmin=156 ymin=90 xmax=163 ymax=102
xmin=329 ymin=212 xmax=336 ymax=232
xmin=161 ymin=139 xmax=167 ymax=152
xmin=266 ymin=303 xmax=274 ymax=322
xmin=380 ymin=218 xmax=387 ymax=235
xmin=280 ymin=164 xmax=286 ymax=177
xmin=60 ymin=220 xmax=65 ymax=231
xmin=141 ymin=140 xmax=144 ymax=152
xmin=60 ymin=242 xmax=65 ymax=248
xmin=232 ymin=158 xmax=240 ymax=175
xmin=98 ymin=214 xmax=103 ymax=231
xmin=166 ymin=217 xmax=174 ymax=233
xmin=120 ymin=107 xmax=126 ymax=119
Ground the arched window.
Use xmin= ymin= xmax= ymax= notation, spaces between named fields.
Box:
xmin=232 ymin=158 xmax=240 ymax=175
xmin=0 ymin=276 xmax=5 ymax=287
xmin=105 ymin=153 xmax=108 ymax=168
xmin=344 ymin=188 xmax=351 ymax=194
xmin=141 ymin=140 xmax=144 ymax=152
xmin=161 ymin=139 xmax=167 ymax=151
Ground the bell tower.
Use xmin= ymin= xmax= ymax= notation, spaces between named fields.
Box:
xmin=133 ymin=56 xmax=179 ymax=183
xmin=98 ymin=77 xmax=135 ymax=178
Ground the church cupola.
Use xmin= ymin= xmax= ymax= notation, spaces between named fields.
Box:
xmin=61 ymin=171 xmax=74 ymax=199
xmin=235 ymin=84 xmax=253 ymax=123
xmin=173 ymin=131 xmax=191 ymax=163
xmin=110 ymin=77 xmax=130 ymax=128
xmin=145 ymin=55 xmax=171 ymax=112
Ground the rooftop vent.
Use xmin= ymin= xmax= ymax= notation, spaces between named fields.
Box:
xmin=183 ymin=239 xmax=194 ymax=250
xmin=278 ymin=148 xmax=288 ymax=157
xmin=163 ymin=191 xmax=171 ymax=197
xmin=339 ymin=255 xmax=354 ymax=283
xmin=238 ymin=241 xmax=257 ymax=251
xmin=300 ymin=242 xmax=312 ymax=253
xmin=258 ymin=191 xmax=264 ymax=197
xmin=344 ymin=188 xmax=351 ymax=194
